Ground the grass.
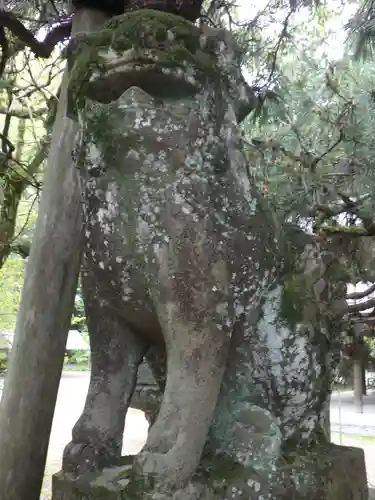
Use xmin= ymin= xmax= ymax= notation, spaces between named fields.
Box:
xmin=63 ymin=363 xmax=90 ymax=372
xmin=332 ymin=384 xmax=354 ymax=391
xmin=331 ymin=432 xmax=375 ymax=445
xmin=0 ymin=362 xmax=91 ymax=376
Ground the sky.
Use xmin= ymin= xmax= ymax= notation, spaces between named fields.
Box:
xmin=236 ymin=0 xmax=358 ymax=60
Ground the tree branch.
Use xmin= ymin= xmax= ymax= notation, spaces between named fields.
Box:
xmin=10 ymin=238 xmax=30 ymax=259
xmin=0 ymin=10 xmax=72 ymax=59
xmin=0 ymin=136 xmax=49 ymax=268
xmin=348 ymin=297 xmax=375 ymax=314
xmin=0 ymin=106 xmax=47 ymax=119
xmin=347 ymin=283 xmax=375 ymax=301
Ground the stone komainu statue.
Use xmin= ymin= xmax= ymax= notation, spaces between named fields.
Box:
xmin=64 ymin=8 xmax=278 ymax=482
xmin=54 ymin=8 xmax=367 ymax=500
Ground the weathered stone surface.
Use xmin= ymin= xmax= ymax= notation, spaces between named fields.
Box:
xmin=274 ymin=444 xmax=368 ymax=500
xmin=53 ymin=445 xmax=367 ymax=499
xmin=54 ymin=9 xmax=365 ymax=500
xmin=67 ymin=10 xmax=256 ymax=120
xmin=206 ymin=232 xmax=348 ymax=465
xmin=130 ymin=232 xmax=349 ymax=471
xmin=63 ymin=9 xmax=280 ymax=487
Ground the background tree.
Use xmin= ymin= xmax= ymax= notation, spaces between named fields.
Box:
xmin=0 ymin=5 xmax=105 ymax=500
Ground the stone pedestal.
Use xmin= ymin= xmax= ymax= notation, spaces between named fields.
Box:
xmin=52 ymin=444 xmax=368 ymax=500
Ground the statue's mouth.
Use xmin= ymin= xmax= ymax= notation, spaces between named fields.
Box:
xmin=67 ymin=11 xmax=220 ymax=115
xmin=82 ymin=48 xmax=201 ymax=104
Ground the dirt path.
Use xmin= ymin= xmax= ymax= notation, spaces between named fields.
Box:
xmin=40 ymin=373 xmax=149 ymax=498
xmin=41 ymin=408 xmax=149 ymax=497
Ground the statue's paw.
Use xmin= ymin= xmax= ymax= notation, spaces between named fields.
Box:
xmin=134 ymin=450 xmax=167 ymax=477
xmin=134 ymin=450 xmax=187 ymax=487
xmin=62 ymin=441 xmax=102 ymax=476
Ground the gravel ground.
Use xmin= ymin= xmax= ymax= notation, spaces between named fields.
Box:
xmin=41 ymin=407 xmax=148 ymax=498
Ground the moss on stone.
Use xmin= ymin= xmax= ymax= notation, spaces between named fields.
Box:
xmin=106 ymin=9 xmax=201 ymax=51
xmin=321 ymin=224 xmax=368 ymax=235
xmin=279 ymin=273 xmax=308 ymax=328
xmin=281 ymin=427 xmax=330 ymax=460
xmin=68 ymin=9 xmax=223 ymax=111
xmin=198 ymin=453 xmax=247 ymax=483
xmin=115 ymin=453 xmax=250 ymax=499
xmin=118 ymin=471 xmax=156 ymax=500
xmin=53 ymin=445 xmax=368 ymax=499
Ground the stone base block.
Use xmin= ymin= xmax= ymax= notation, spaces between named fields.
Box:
xmin=52 ymin=444 xmax=368 ymax=500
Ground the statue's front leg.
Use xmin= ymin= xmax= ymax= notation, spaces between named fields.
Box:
xmin=63 ymin=271 xmax=148 ymax=475
xmin=135 ymin=236 xmax=232 ymax=487
xmin=137 ymin=320 xmax=230 ymax=486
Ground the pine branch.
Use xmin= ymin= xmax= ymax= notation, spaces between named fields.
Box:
xmin=347 ymin=283 xmax=375 ymax=301
xmin=348 ymin=296 xmax=375 ymax=313
xmin=0 ymin=10 xmax=71 ymax=64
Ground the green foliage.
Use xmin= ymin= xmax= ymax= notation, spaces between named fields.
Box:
xmin=280 ymin=274 xmax=308 ymax=327
xmin=71 ymin=282 xmax=87 ymax=333
xmin=244 ymin=4 xmax=375 ymax=231
xmin=0 ymin=258 xmax=86 ymax=333
xmin=0 ymin=350 xmax=8 ymax=373
xmin=0 ymin=255 xmax=25 ymax=331
xmin=346 ymin=0 xmax=375 ymax=59
xmin=65 ymin=349 xmax=90 ymax=366
xmin=366 ymin=336 xmax=375 ymax=357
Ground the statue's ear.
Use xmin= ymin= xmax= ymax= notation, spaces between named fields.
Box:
xmin=201 ymin=25 xmax=257 ymax=123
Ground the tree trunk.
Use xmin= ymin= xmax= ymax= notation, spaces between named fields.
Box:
xmin=0 ymin=136 xmax=49 ymax=268
xmin=0 ymin=9 xmax=109 ymax=500
xmin=353 ymin=358 xmax=364 ymax=413
xmin=361 ymin=357 xmax=367 ymax=396
xmin=322 ymin=395 xmax=331 ymax=441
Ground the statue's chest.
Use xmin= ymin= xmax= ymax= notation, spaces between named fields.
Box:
xmin=81 ymin=176 xmax=143 ymax=269
xmin=81 ymin=177 xmax=154 ymax=309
